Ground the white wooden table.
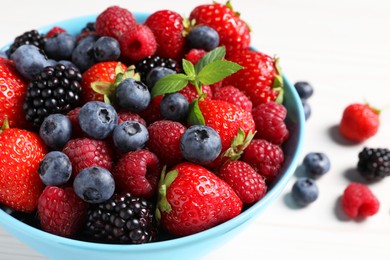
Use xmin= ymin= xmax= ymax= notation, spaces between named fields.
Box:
xmin=1 ymin=0 xmax=390 ymax=259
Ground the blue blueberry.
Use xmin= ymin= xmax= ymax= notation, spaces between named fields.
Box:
xmin=71 ymin=35 xmax=98 ymax=72
xmin=93 ymin=36 xmax=121 ymax=62
xmin=39 ymin=114 xmax=72 ymax=149
xmin=180 ymin=125 xmax=222 ymax=165
xmin=44 ymin=33 xmax=76 ymax=61
xmin=294 ymin=81 xmax=314 ymax=100
xmin=160 ymin=93 xmax=189 ymax=121
xmin=116 ymin=78 xmax=151 ymax=112
xmin=302 ymin=99 xmax=311 ymax=120
xmin=303 ymin=152 xmax=331 ymax=178
xmin=38 ymin=151 xmax=72 ymax=186
xmin=186 ymin=26 xmax=220 ymax=51
xmin=10 ymin=45 xmax=50 ymax=79
xmin=78 ymin=101 xmax=118 ymax=139
xmin=291 ymin=177 xmax=319 ymax=206
xmin=73 ymin=166 xmax=115 ymax=204
xmin=113 ymin=121 xmax=149 ymax=153
xmin=145 ymin=67 xmax=176 ymax=90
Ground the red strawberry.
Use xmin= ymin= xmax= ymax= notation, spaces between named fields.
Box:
xmin=95 ymin=5 xmax=136 ymax=39
xmin=145 ymin=10 xmax=187 ymax=61
xmin=81 ymin=61 xmax=127 ymax=103
xmin=198 ymin=99 xmax=255 ymax=167
xmin=156 ymin=162 xmax=242 ymax=237
xmin=252 ymin=101 xmax=289 ymax=145
xmin=242 ymin=139 xmax=284 ymax=184
xmin=179 ymin=83 xmax=213 ymax=103
xmin=218 ymin=160 xmax=267 ymax=204
xmin=146 ymin=120 xmax=186 ymax=166
xmin=0 ymin=58 xmax=29 ymax=128
xmin=37 ymin=186 xmax=88 ymax=237
xmin=185 ymin=48 xmax=207 ymax=65
xmin=62 ymin=138 xmax=113 ymax=178
xmin=112 ymin=149 xmax=161 ymax=199
xmin=189 ymin=2 xmax=250 ymax=56
xmin=118 ymin=24 xmax=157 ymax=62
xmin=213 ymin=85 xmax=252 ymax=112
xmin=223 ymin=49 xmax=283 ymax=107
xmin=46 ymin=27 xmax=66 ymax=38
xmin=0 ymin=126 xmax=47 ymax=212
xmin=339 ymin=103 xmax=380 ymax=142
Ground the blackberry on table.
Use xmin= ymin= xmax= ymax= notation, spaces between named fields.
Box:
xmin=135 ymin=55 xmax=179 ymax=83
xmin=357 ymin=147 xmax=390 ymax=181
xmin=23 ymin=63 xmax=82 ymax=127
xmin=85 ymin=193 xmax=158 ymax=244
xmin=6 ymin=29 xmax=47 ymax=56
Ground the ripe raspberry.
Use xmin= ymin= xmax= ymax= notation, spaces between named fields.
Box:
xmin=138 ymin=95 xmax=164 ymax=125
xmin=118 ymin=24 xmax=157 ymax=62
xmin=252 ymin=101 xmax=289 ymax=145
xmin=67 ymin=107 xmax=84 ymax=138
xmin=357 ymin=147 xmax=390 ymax=181
xmin=37 ymin=186 xmax=88 ymax=237
xmin=46 ymin=27 xmax=66 ymax=38
xmin=146 ymin=120 xmax=187 ymax=166
xmin=242 ymin=139 xmax=284 ymax=184
xmin=62 ymin=138 xmax=113 ymax=178
xmin=218 ymin=160 xmax=267 ymax=204
xmin=339 ymin=103 xmax=380 ymax=142
xmin=95 ymin=5 xmax=136 ymax=39
xmin=185 ymin=49 xmax=207 ymax=65
xmin=112 ymin=150 xmax=161 ymax=199
xmin=178 ymin=83 xmax=213 ymax=103
xmin=341 ymin=183 xmax=380 ymax=218
xmin=213 ymin=85 xmax=252 ymax=112
xmin=117 ymin=111 xmax=146 ymax=126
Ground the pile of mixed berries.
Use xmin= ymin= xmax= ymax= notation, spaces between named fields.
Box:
xmin=0 ymin=2 xmax=291 ymax=243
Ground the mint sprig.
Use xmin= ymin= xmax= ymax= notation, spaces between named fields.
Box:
xmin=151 ymin=46 xmax=242 ymax=98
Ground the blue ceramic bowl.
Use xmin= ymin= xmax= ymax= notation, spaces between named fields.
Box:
xmin=0 ymin=13 xmax=305 ymax=260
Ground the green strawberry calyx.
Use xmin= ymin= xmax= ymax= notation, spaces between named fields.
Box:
xmin=0 ymin=117 xmax=10 ymax=134
xmin=223 ymin=128 xmax=256 ymax=161
xmin=91 ymin=63 xmax=140 ymax=105
xmin=155 ymin=167 xmax=179 ymax=223
xmin=272 ymin=57 xmax=284 ymax=104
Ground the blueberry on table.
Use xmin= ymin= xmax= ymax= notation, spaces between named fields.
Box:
xmin=186 ymin=25 xmax=220 ymax=51
xmin=73 ymin=166 xmax=115 ymax=204
xmin=38 ymin=151 xmax=72 ymax=186
xmin=301 ymin=99 xmax=311 ymax=120
xmin=93 ymin=36 xmax=121 ymax=62
xmin=113 ymin=121 xmax=149 ymax=153
xmin=303 ymin=152 xmax=331 ymax=178
xmin=291 ymin=177 xmax=319 ymax=206
xmin=78 ymin=101 xmax=118 ymax=139
xmin=39 ymin=113 xmax=72 ymax=149
xmin=294 ymin=81 xmax=314 ymax=100
xmin=116 ymin=78 xmax=151 ymax=112
xmin=180 ymin=125 xmax=222 ymax=165
xmin=160 ymin=93 xmax=189 ymax=121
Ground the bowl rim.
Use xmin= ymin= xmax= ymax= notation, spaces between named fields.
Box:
xmin=0 ymin=13 xmax=306 ymax=253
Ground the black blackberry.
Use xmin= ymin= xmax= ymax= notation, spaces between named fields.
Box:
xmin=81 ymin=22 xmax=96 ymax=33
xmin=6 ymin=29 xmax=47 ymax=56
xmin=136 ymin=55 xmax=179 ymax=83
xmin=357 ymin=147 xmax=390 ymax=181
xmin=23 ymin=63 xmax=82 ymax=127
xmin=85 ymin=193 xmax=158 ymax=244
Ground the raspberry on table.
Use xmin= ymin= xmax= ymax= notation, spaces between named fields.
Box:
xmin=341 ymin=182 xmax=380 ymax=218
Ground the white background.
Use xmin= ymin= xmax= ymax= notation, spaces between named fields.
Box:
xmin=1 ymin=0 xmax=390 ymax=259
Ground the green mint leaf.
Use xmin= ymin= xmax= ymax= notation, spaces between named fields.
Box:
xmin=195 ymin=46 xmax=226 ymax=74
xmin=197 ymin=60 xmax=242 ymax=85
xmin=187 ymin=99 xmax=205 ymax=125
xmin=182 ymin=59 xmax=196 ymax=80
xmin=151 ymin=73 xmax=189 ymax=98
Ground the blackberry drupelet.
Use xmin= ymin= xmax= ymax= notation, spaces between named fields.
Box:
xmin=357 ymin=147 xmax=390 ymax=181
xmin=23 ymin=63 xmax=82 ymax=127
xmin=81 ymin=22 xmax=96 ymax=33
xmin=136 ymin=55 xmax=179 ymax=83
xmin=7 ymin=29 xmax=47 ymax=56
xmin=85 ymin=193 xmax=158 ymax=244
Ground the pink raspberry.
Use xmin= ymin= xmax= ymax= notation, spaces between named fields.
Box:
xmin=341 ymin=183 xmax=380 ymax=218
xmin=185 ymin=48 xmax=207 ymax=64
xmin=213 ymin=85 xmax=252 ymax=112
xmin=117 ymin=111 xmax=147 ymax=126
xmin=178 ymin=83 xmax=213 ymax=103
xmin=95 ymin=5 xmax=136 ymax=39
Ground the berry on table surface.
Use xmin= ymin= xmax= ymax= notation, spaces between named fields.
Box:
xmin=357 ymin=147 xmax=390 ymax=181
xmin=84 ymin=193 xmax=158 ymax=244
xmin=341 ymin=182 xmax=379 ymax=219
xmin=39 ymin=113 xmax=72 ymax=150
xmin=293 ymin=81 xmax=314 ymax=100
xmin=73 ymin=166 xmax=115 ymax=204
xmin=301 ymin=99 xmax=311 ymax=120
xmin=291 ymin=177 xmax=319 ymax=206
xmin=302 ymin=152 xmax=331 ymax=179
xmin=112 ymin=121 xmax=149 ymax=153
xmin=339 ymin=103 xmax=380 ymax=142
xmin=38 ymin=151 xmax=72 ymax=186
